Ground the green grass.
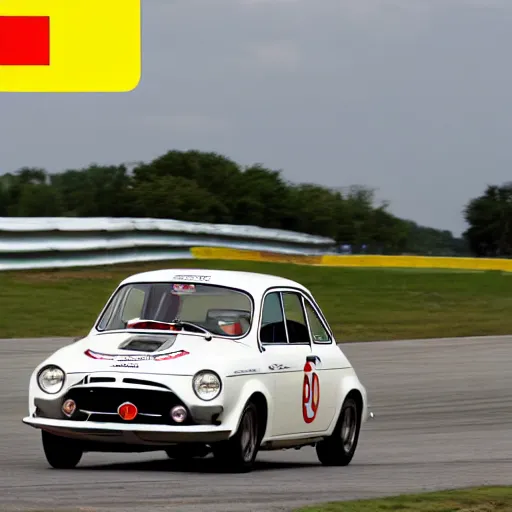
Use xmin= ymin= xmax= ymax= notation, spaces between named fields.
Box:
xmin=295 ymin=486 xmax=512 ymax=512
xmin=1 ymin=259 xmax=512 ymax=340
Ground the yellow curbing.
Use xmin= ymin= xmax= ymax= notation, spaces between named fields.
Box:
xmin=190 ymin=247 xmax=323 ymax=265
xmin=190 ymin=247 xmax=512 ymax=272
xmin=320 ymin=254 xmax=512 ymax=272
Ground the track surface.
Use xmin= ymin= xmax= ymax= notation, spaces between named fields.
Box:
xmin=1 ymin=336 xmax=511 ymax=511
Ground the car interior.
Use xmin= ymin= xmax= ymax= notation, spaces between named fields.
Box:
xmin=260 ymin=319 xmax=311 ymax=344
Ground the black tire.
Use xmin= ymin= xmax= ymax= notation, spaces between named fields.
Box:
xmin=315 ymin=396 xmax=361 ymax=466
xmin=165 ymin=444 xmax=209 ymax=460
xmin=41 ymin=430 xmax=83 ymax=469
xmin=212 ymin=401 xmax=260 ymax=473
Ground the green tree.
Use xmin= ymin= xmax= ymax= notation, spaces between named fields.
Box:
xmin=230 ymin=165 xmax=292 ymax=229
xmin=15 ymin=183 xmax=62 ymax=216
xmin=463 ymin=183 xmax=512 ymax=257
xmin=366 ymin=207 xmax=409 ymax=254
xmin=131 ymin=175 xmax=229 ymax=223
xmin=285 ymin=184 xmax=341 ymax=237
xmin=51 ymin=164 xmax=133 ymax=217
xmin=1 ymin=168 xmax=54 ymax=216
xmin=133 ymin=150 xmax=242 ymax=222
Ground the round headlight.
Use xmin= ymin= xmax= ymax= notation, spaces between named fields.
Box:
xmin=192 ymin=370 xmax=221 ymax=401
xmin=37 ymin=365 xmax=65 ymax=394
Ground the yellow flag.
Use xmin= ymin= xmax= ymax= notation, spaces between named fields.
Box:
xmin=0 ymin=0 xmax=141 ymax=92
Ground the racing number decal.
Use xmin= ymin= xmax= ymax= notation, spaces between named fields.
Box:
xmin=302 ymin=360 xmax=320 ymax=423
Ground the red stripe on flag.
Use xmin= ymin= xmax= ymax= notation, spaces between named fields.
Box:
xmin=0 ymin=16 xmax=50 ymax=66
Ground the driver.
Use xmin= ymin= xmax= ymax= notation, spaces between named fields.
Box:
xmin=217 ymin=316 xmax=250 ymax=336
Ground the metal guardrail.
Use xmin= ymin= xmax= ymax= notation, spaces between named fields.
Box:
xmin=0 ymin=217 xmax=336 ymax=270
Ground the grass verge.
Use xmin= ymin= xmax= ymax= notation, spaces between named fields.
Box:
xmin=1 ymin=259 xmax=511 ymax=340
xmin=294 ymin=486 xmax=512 ymax=512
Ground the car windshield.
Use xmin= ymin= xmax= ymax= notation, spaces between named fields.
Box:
xmin=96 ymin=282 xmax=253 ymax=337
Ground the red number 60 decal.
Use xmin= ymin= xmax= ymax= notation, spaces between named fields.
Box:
xmin=302 ymin=361 xmax=320 ymax=423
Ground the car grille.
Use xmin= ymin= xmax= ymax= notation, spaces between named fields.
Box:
xmin=64 ymin=386 xmax=194 ymax=425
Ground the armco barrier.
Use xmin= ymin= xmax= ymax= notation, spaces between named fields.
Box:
xmin=0 ymin=217 xmax=335 ymax=271
xmin=2 ymin=217 xmax=511 ymax=272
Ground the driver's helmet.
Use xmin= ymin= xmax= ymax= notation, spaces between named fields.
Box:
xmin=218 ymin=319 xmax=243 ymax=336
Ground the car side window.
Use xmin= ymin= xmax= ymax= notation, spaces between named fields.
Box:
xmin=304 ymin=300 xmax=331 ymax=343
xmin=282 ymin=292 xmax=310 ymax=344
xmin=260 ymin=292 xmax=287 ymax=343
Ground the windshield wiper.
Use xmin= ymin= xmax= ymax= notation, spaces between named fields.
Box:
xmin=125 ymin=319 xmax=213 ymax=340
xmin=171 ymin=318 xmax=213 ymax=341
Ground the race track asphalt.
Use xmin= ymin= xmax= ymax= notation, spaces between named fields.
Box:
xmin=1 ymin=335 xmax=511 ymax=512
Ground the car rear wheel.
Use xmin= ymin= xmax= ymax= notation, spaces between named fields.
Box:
xmin=212 ymin=401 xmax=260 ymax=473
xmin=315 ymin=396 xmax=360 ymax=466
xmin=41 ymin=430 xmax=83 ymax=469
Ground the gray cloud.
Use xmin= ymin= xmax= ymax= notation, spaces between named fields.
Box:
xmin=2 ymin=0 xmax=512 ymax=235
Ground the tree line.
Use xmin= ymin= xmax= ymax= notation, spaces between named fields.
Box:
xmin=464 ymin=183 xmax=512 ymax=257
xmin=0 ymin=149 xmax=468 ymax=256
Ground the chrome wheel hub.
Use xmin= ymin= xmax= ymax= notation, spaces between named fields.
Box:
xmin=341 ymin=405 xmax=357 ymax=452
xmin=240 ymin=410 xmax=257 ymax=462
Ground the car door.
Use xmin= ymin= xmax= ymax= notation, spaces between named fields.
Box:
xmin=278 ymin=289 xmax=343 ymax=434
xmin=300 ymin=293 xmax=348 ymax=433
xmin=259 ymin=289 xmax=311 ymax=437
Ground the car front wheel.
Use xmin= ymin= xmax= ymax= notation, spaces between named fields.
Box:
xmin=315 ymin=396 xmax=361 ymax=466
xmin=41 ymin=430 xmax=83 ymax=469
xmin=212 ymin=401 xmax=260 ymax=473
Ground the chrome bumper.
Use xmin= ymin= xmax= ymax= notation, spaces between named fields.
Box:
xmin=22 ymin=416 xmax=231 ymax=445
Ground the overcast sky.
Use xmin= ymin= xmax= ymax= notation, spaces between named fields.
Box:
xmin=1 ymin=0 xmax=512 ymax=236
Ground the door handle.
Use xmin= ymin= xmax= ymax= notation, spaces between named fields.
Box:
xmin=306 ymin=355 xmax=321 ymax=364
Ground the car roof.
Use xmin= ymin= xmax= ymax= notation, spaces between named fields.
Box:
xmin=120 ymin=268 xmax=310 ymax=296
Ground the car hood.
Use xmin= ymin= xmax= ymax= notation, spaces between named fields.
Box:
xmin=46 ymin=331 xmax=252 ymax=376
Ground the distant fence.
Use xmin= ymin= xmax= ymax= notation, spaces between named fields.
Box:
xmin=0 ymin=217 xmax=336 ymax=270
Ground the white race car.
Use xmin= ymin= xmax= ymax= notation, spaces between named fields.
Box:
xmin=23 ymin=268 xmax=370 ymax=472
